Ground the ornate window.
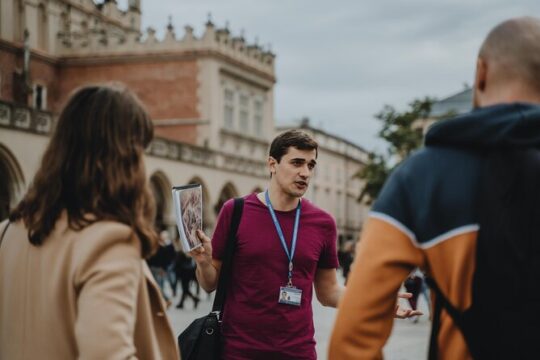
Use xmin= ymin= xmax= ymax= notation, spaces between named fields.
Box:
xmin=253 ymin=99 xmax=263 ymax=137
xmin=33 ymin=84 xmax=47 ymax=110
xmin=224 ymin=89 xmax=234 ymax=129
xmin=239 ymin=94 xmax=249 ymax=132
xmin=336 ymin=191 xmax=342 ymax=224
xmin=37 ymin=3 xmax=48 ymax=51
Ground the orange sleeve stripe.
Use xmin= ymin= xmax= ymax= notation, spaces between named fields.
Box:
xmin=329 ymin=218 xmax=425 ymax=359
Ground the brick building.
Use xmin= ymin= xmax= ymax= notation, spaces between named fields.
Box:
xmin=0 ymin=0 xmax=368 ymax=243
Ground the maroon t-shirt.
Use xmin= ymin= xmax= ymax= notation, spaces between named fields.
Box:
xmin=212 ymin=193 xmax=339 ymax=360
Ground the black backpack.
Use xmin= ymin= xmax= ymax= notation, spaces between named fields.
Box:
xmin=426 ymin=148 xmax=540 ymax=359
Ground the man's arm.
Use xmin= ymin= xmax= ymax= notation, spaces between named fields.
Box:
xmin=314 ymin=268 xmax=344 ymax=308
xmin=314 ymin=266 xmax=423 ymax=317
xmin=328 ymin=217 xmax=424 ymax=359
xmin=191 ymin=230 xmax=222 ymax=292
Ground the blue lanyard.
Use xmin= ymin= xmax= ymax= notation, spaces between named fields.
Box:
xmin=265 ymin=190 xmax=301 ymax=286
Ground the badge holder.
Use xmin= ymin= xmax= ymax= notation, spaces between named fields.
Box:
xmin=266 ymin=190 xmax=303 ymax=307
xmin=278 ymin=285 xmax=302 ymax=306
xmin=278 ymin=263 xmax=302 ymax=306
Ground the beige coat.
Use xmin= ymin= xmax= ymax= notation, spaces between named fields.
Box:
xmin=0 ymin=216 xmax=180 ymax=360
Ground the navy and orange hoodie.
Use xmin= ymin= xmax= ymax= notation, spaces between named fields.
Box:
xmin=329 ymin=103 xmax=540 ymax=359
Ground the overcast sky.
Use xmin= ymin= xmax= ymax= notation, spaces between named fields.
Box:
xmin=118 ymin=1 xmax=538 ymax=152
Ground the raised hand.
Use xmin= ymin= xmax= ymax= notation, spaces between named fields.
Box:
xmin=394 ymin=292 xmax=423 ymax=319
xmin=189 ymin=229 xmax=213 ymax=266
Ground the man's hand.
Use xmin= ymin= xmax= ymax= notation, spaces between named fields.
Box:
xmin=394 ymin=292 xmax=423 ymax=319
xmin=190 ymin=229 xmax=221 ymax=292
xmin=190 ymin=229 xmax=212 ymax=266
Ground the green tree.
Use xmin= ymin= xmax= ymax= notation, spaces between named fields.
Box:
xmin=357 ymin=97 xmax=435 ymax=204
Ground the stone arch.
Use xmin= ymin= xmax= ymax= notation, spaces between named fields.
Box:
xmin=186 ymin=176 xmax=213 ymax=232
xmin=149 ymin=171 xmax=172 ymax=232
xmin=214 ymin=182 xmax=239 ymax=215
xmin=0 ymin=144 xmax=26 ymax=220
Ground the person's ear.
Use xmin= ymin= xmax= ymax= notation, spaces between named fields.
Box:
xmin=473 ymin=57 xmax=488 ymax=108
xmin=475 ymin=58 xmax=488 ymax=92
xmin=268 ymin=156 xmax=277 ymax=175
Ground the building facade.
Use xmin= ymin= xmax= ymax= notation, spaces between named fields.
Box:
xmin=414 ymin=87 xmax=473 ymax=134
xmin=0 ymin=0 xmax=368 ymax=244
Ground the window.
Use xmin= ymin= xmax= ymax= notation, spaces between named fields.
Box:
xmin=37 ymin=4 xmax=48 ymax=51
xmin=223 ymin=89 xmax=234 ymax=129
xmin=336 ymin=191 xmax=342 ymax=223
xmin=239 ymin=94 xmax=249 ymax=132
xmin=253 ymin=99 xmax=263 ymax=137
xmin=33 ymin=84 xmax=47 ymax=110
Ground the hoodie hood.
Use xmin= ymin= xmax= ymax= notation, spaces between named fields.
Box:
xmin=425 ymin=103 xmax=540 ymax=149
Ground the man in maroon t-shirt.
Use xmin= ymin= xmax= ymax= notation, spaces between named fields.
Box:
xmin=191 ymin=130 xmax=419 ymax=359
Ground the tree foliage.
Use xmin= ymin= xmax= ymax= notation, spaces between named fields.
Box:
xmin=357 ymin=153 xmax=390 ymax=205
xmin=357 ymin=97 xmax=435 ymax=205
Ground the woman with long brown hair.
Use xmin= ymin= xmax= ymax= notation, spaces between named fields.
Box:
xmin=0 ymin=85 xmax=180 ymax=359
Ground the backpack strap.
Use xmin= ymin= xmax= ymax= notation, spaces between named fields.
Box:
xmin=428 ymin=284 xmax=442 ymax=360
xmin=211 ymin=198 xmax=244 ymax=313
xmin=425 ymin=276 xmax=465 ymax=360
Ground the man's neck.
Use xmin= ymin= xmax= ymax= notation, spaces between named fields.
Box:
xmin=258 ymin=183 xmax=300 ymax=211
xmin=479 ymin=83 xmax=540 ymax=107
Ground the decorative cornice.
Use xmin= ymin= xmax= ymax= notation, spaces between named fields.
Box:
xmin=58 ymin=49 xmax=276 ymax=83
xmin=220 ymin=128 xmax=270 ymax=147
xmin=64 ymin=0 xmax=140 ymax=34
xmin=147 ymin=138 xmax=268 ymax=178
xmin=154 ymin=118 xmax=210 ymax=126
xmin=0 ymin=100 xmax=55 ymax=135
xmin=56 ymin=22 xmax=275 ymax=78
xmin=0 ymin=100 xmax=268 ymax=179
xmin=0 ymin=39 xmax=59 ymax=66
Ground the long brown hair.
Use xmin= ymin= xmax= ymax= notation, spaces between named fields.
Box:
xmin=10 ymin=84 xmax=159 ymax=257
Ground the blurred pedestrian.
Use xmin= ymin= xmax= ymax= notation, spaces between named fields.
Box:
xmin=338 ymin=240 xmax=355 ymax=284
xmin=174 ymin=250 xmax=200 ymax=309
xmin=0 ymin=85 xmax=179 ymax=359
xmin=403 ymin=272 xmax=422 ymax=311
xmin=403 ymin=270 xmax=423 ymax=323
xmin=147 ymin=230 xmax=176 ymax=306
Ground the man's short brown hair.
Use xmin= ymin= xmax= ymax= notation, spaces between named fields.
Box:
xmin=269 ymin=129 xmax=318 ymax=162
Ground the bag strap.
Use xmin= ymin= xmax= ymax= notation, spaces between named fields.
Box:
xmin=0 ymin=221 xmax=9 ymax=249
xmin=211 ymin=197 xmax=244 ymax=313
xmin=427 ymin=278 xmax=442 ymax=360
xmin=425 ymin=276 xmax=465 ymax=359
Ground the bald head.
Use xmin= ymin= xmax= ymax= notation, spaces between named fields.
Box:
xmin=479 ymin=17 xmax=540 ymax=93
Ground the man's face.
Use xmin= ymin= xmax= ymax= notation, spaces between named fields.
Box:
xmin=269 ymin=147 xmax=317 ymax=198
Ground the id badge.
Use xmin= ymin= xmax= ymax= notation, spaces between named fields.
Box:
xmin=278 ymin=286 xmax=302 ymax=306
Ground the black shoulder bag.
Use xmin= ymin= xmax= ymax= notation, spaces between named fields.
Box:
xmin=178 ymin=197 xmax=244 ymax=360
